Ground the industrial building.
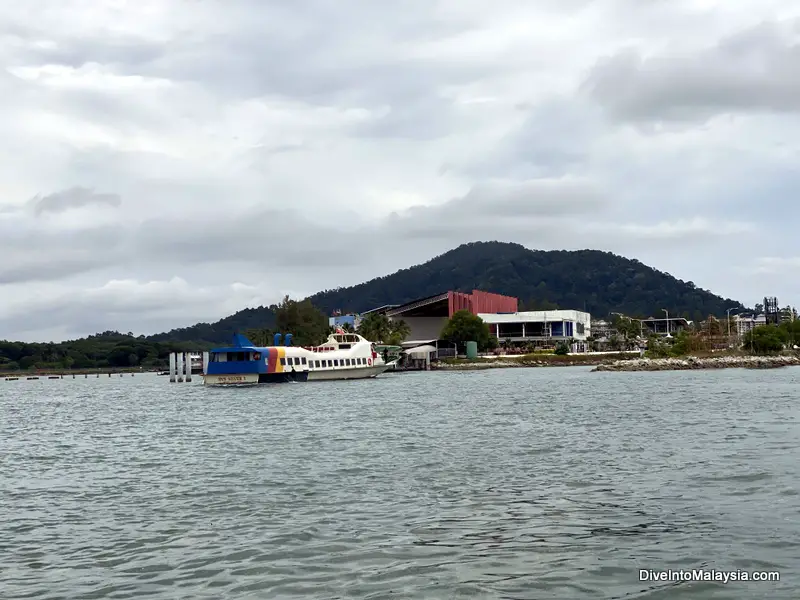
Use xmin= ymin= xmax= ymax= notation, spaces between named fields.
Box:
xmin=376 ymin=290 xmax=518 ymax=344
xmin=479 ymin=310 xmax=592 ymax=352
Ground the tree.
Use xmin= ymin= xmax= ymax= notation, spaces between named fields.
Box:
xmin=385 ymin=320 xmax=410 ymax=345
xmin=610 ymin=315 xmax=641 ymax=349
xmin=554 ymin=342 xmax=569 ymax=355
xmin=244 ymin=328 xmax=272 ymax=347
xmin=274 ymin=295 xmax=329 ymax=346
xmin=440 ymin=310 xmax=491 ymax=350
xmin=742 ymin=325 xmax=788 ymax=354
xmin=645 ymin=335 xmax=670 ymax=358
xmin=356 ymin=313 xmax=410 ymax=344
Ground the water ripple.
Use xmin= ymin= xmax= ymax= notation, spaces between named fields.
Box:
xmin=2 ymin=367 xmax=799 ymax=598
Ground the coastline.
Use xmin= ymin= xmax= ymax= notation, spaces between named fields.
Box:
xmin=433 ymin=353 xmax=637 ymax=370
xmin=592 ymin=354 xmax=800 ymax=372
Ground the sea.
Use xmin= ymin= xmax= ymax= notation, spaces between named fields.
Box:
xmin=1 ymin=366 xmax=799 ymax=599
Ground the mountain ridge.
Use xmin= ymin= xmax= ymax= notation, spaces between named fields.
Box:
xmin=147 ymin=241 xmax=747 ymax=344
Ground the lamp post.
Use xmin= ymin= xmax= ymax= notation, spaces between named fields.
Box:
xmin=726 ymin=307 xmax=738 ymax=347
xmin=662 ymin=308 xmax=671 ymax=337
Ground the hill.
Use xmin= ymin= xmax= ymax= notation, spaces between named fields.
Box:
xmin=148 ymin=241 xmax=746 ymax=344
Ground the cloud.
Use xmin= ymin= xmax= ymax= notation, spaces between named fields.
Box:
xmin=1 ymin=0 xmax=799 ymax=341
xmin=741 ymin=256 xmax=800 ymax=275
xmin=27 ymin=186 xmax=122 ymax=216
xmin=582 ymin=18 xmax=800 ymax=124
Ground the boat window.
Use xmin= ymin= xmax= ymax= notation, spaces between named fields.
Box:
xmin=333 ymin=360 xmax=338 ymax=367
xmin=314 ymin=360 xmax=319 ymax=368
xmin=301 ymin=357 xmax=307 ymax=365
xmin=280 ymin=358 xmax=285 ymax=366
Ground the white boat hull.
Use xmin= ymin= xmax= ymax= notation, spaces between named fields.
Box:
xmin=307 ymin=364 xmax=389 ymax=381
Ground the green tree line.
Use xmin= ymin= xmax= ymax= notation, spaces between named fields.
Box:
xmin=0 ymin=331 xmax=209 ymax=372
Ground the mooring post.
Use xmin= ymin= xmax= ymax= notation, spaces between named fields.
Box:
xmin=176 ymin=353 xmax=184 ymax=383
xmin=202 ymin=351 xmax=209 ymax=375
xmin=184 ymin=352 xmax=192 ymax=382
xmin=169 ymin=353 xmax=176 ymax=383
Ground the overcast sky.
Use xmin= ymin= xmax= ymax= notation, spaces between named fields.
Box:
xmin=1 ymin=0 xmax=799 ymax=342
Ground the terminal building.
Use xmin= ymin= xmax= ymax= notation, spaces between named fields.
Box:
xmin=479 ymin=310 xmax=592 ymax=352
xmin=372 ymin=290 xmax=518 ymax=343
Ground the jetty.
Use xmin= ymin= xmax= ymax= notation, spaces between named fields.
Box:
xmin=2 ymin=370 xmax=140 ymax=381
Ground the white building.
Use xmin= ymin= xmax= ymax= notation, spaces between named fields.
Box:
xmin=478 ymin=310 xmax=592 ymax=352
xmin=734 ymin=314 xmax=766 ymax=337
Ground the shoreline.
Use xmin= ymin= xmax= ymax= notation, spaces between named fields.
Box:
xmin=592 ymin=355 xmax=800 ymax=372
xmin=433 ymin=354 xmax=637 ymax=370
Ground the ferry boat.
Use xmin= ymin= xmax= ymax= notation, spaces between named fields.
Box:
xmin=202 ymin=329 xmax=392 ymax=386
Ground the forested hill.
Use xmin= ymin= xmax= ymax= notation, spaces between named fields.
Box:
xmin=148 ymin=241 xmax=746 ymax=344
xmin=310 ymin=242 xmax=744 ymax=318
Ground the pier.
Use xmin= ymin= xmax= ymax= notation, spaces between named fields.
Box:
xmin=167 ymin=351 xmax=208 ymax=383
xmin=2 ymin=370 xmax=139 ymax=381
xmin=2 ymin=350 xmax=207 ymax=382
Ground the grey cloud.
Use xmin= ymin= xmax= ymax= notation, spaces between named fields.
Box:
xmin=1 ymin=0 xmax=507 ymax=143
xmin=0 ymin=179 xmax=755 ymax=288
xmin=2 ymin=0 xmax=800 ymax=340
xmin=582 ymin=19 xmax=800 ymax=123
xmin=464 ymin=98 xmax=604 ymax=179
xmin=27 ymin=186 xmax=121 ymax=216
xmin=0 ymin=223 xmax=125 ymax=284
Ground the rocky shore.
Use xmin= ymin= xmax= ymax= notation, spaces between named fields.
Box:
xmin=433 ymin=354 xmax=636 ymax=370
xmin=592 ymin=354 xmax=800 ymax=372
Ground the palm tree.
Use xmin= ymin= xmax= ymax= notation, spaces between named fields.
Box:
xmin=357 ymin=313 xmax=410 ymax=344
xmin=386 ymin=319 xmax=410 ymax=345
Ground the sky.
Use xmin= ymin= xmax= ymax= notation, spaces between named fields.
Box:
xmin=1 ymin=0 xmax=799 ymax=342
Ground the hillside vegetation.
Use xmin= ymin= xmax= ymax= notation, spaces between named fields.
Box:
xmin=148 ymin=241 xmax=745 ymax=344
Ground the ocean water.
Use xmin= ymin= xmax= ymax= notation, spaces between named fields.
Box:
xmin=1 ymin=367 xmax=799 ymax=599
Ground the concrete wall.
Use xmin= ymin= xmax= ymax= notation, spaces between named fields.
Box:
xmin=393 ymin=316 xmax=448 ymax=341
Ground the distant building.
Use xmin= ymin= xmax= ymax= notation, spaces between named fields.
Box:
xmin=329 ymin=314 xmax=360 ymax=330
xmin=374 ymin=289 xmax=518 ymax=343
xmin=479 ymin=309 xmax=592 ymax=352
xmin=640 ymin=316 xmax=691 ymax=336
xmin=733 ymin=314 xmax=767 ymax=337
xmin=591 ymin=319 xmax=614 ymax=340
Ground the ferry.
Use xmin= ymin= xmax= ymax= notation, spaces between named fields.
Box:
xmin=202 ymin=329 xmax=393 ymax=386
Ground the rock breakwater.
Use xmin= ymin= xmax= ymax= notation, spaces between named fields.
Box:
xmin=434 ymin=354 xmax=637 ymax=370
xmin=592 ymin=354 xmax=800 ymax=372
